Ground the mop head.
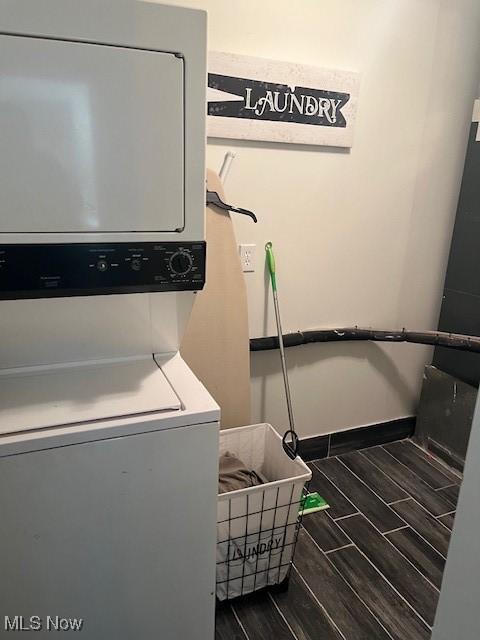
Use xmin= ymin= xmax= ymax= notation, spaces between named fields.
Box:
xmin=299 ymin=492 xmax=329 ymax=516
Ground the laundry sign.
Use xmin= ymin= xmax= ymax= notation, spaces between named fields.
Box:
xmin=207 ymin=52 xmax=359 ymax=147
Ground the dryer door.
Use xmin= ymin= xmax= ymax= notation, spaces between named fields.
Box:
xmin=0 ymin=35 xmax=184 ymax=234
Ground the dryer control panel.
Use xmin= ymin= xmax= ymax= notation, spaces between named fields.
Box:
xmin=0 ymin=242 xmax=206 ymax=299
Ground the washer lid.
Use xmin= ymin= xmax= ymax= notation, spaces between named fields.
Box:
xmin=0 ymin=358 xmax=181 ymax=436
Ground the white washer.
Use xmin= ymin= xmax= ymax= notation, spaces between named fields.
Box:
xmin=0 ymin=354 xmax=219 ymax=639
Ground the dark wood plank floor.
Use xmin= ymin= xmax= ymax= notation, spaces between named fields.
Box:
xmin=216 ymin=438 xmax=462 ymax=640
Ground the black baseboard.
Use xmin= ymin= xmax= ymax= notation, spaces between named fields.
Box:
xmin=299 ymin=417 xmax=416 ymax=462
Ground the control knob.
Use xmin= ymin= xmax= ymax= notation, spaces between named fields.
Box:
xmin=131 ymin=258 xmax=142 ymax=272
xmin=169 ymin=251 xmax=193 ymax=276
xmin=96 ymin=259 xmax=109 ymax=272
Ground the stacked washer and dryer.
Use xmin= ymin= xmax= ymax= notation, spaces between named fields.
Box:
xmin=0 ymin=1 xmax=219 ymax=638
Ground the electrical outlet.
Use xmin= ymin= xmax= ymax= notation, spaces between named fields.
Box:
xmin=239 ymin=244 xmax=256 ymax=272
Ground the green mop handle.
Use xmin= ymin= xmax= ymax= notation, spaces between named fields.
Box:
xmin=265 ymin=242 xmax=298 ymax=460
xmin=265 ymin=242 xmax=276 ymax=291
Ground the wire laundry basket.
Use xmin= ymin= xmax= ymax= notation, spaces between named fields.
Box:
xmin=216 ymin=423 xmax=311 ymax=601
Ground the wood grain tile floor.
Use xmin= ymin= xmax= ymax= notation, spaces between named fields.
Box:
xmin=215 ymin=438 xmax=462 ymax=640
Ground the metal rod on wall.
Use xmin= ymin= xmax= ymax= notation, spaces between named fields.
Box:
xmin=250 ymin=327 xmax=480 ymax=354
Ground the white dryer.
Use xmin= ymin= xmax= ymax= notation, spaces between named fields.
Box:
xmin=0 ymin=1 xmax=219 ymax=638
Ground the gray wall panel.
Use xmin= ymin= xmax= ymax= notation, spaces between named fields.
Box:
xmin=433 ymin=121 xmax=480 ymax=384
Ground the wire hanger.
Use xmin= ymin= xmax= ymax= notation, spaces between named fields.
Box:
xmin=206 ymin=190 xmax=258 ymax=223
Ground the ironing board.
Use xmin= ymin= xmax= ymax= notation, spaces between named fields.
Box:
xmin=181 ymin=169 xmax=251 ymax=428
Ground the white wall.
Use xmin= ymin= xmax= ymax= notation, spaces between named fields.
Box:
xmin=161 ymin=0 xmax=480 ymax=438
